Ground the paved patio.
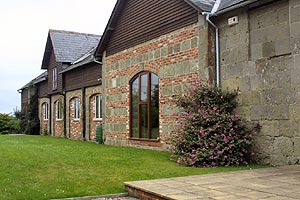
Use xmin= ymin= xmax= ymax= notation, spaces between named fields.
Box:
xmin=125 ymin=165 xmax=300 ymax=200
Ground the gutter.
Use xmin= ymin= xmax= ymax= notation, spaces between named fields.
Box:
xmin=214 ymin=0 xmax=260 ymax=16
xmin=202 ymin=12 xmax=220 ymax=86
xmin=93 ymin=58 xmax=102 ymax=65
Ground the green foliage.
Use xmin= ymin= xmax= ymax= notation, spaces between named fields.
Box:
xmin=25 ymin=93 xmax=40 ymax=135
xmin=96 ymin=125 xmax=104 ymax=144
xmin=169 ymin=80 xmax=255 ymax=167
xmin=15 ymin=92 xmax=40 ymax=135
xmin=0 ymin=113 xmax=20 ymax=134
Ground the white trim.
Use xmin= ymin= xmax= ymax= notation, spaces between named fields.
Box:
xmin=43 ymin=103 xmax=49 ymax=120
xmin=56 ymin=101 xmax=62 ymax=120
xmin=73 ymin=98 xmax=80 ymax=120
xmin=94 ymin=94 xmax=102 ymax=120
xmin=211 ymin=0 xmax=221 ymax=14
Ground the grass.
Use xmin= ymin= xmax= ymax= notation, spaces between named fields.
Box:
xmin=0 ymin=135 xmax=267 ymax=200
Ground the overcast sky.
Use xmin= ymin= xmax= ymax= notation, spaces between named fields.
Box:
xmin=0 ymin=0 xmax=117 ymax=114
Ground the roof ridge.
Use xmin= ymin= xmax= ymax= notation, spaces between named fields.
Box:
xmin=49 ymin=29 xmax=101 ymax=37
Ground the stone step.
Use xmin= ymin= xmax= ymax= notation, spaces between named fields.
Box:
xmin=125 ymin=182 xmax=173 ymax=200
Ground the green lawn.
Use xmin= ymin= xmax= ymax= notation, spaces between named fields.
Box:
xmin=0 ymin=135 xmax=267 ymax=200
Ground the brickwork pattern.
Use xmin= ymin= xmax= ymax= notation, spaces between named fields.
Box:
xmin=51 ymin=95 xmax=65 ymax=137
xmin=89 ymin=95 xmax=102 ymax=141
xmin=66 ymin=90 xmax=82 ymax=140
xmin=103 ymin=24 xmax=202 ymax=148
xmin=85 ymin=86 xmax=102 ymax=141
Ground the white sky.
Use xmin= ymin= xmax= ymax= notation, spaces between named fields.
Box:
xmin=0 ymin=0 xmax=117 ymax=114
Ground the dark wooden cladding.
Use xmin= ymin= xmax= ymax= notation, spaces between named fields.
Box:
xmin=48 ymin=50 xmax=64 ymax=95
xmin=37 ymin=81 xmax=48 ymax=98
xmin=106 ymin=0 xmax=198 ymax=56
xmin=63 ymin=63 xmax=102 ymax=92
xmin=21 ymin=89 xmax=29 ymax=113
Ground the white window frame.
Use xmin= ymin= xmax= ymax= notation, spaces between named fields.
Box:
xmin=73 ymin=98 xmax=80 ymax=120
xmin=52 ymin=67 xmax=58 ymax=90
xmin=43 ymin=103 xmax=49 ymax=120
xmin=56 ymin=101 xmax=62 ymax=120
xmin=94 ymin=94 xmax=102 ymax=120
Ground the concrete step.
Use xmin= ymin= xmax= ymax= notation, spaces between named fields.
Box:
xmin=125 ymin=182 xmax=172 ymax=200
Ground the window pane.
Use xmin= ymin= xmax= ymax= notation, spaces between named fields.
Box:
xmin=57 ymin=101 xmax=60 ymax=119
xmin=74 ymin=99 xmax=80 ymax=119
xmin=99 ymin=95 xmax=102 ymax=118
xmin=140 ymin=74 xmax=148 ymax=101
xmin=151 ymin=74 xmax=159 ymax=139
xmin=45 ymin=103 xmax=48 ymax=120
xmin=95 ymin=95 xmax=99 ymax=118
xmin=131 ymin=79 xmax=139 ymax=138
xmin=140 ymin=104 xmax=149 ymax=138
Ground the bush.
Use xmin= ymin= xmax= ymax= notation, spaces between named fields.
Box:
xmin=0 ymin=113 xmax=20 ymax=135
xmin=169 ymin=80 xmax=255 ymax=167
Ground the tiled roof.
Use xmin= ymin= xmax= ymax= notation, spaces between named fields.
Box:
xmin=19 ymin=71 xmax=48 ymax=90
xmin=186 ymin=0 xmax=257 ymax=13
xmin=61 ymin=47 xmax=99 ymax=74
xmin=49 ymin=29 xmax=101 ymax=63
xmin=188 ymin=0 xmax=216 ymax=12
xmin=217 ymin=0 xmax=247 ymax=12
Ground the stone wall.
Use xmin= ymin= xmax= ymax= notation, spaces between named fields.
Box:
xmin=66 ymin=89 xmax=82 ymax=140
xmin=102 ymin=21 xmax=209 ymax=149
xmin=38 ymin=98 xmax=50 ymax=135
xmin=217 ymin=0 xmax=300 ymax=165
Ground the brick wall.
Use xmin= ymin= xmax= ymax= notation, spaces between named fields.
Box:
xmin=217 ymin=0 xmax=300 ymax=165
xmin=103 ymin=23 xmax=208 ymax=149
xmin=66 ymin=90 xmax=82 ymax=140
xmin=86 ymin=86 xmax=103 ymax=141
xmin=51 ymin=94 xmax=64 ymax=137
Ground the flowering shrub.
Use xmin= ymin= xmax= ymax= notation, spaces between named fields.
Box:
xmin=169 ymin=80 xmax=254 ymax=167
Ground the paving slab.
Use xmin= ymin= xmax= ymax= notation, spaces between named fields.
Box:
xmin=125 ymin=165 xmax=300 ymax=200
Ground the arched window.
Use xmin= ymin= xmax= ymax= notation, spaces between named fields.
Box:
xmin=130 ymin=72 xmax=159 ymax=139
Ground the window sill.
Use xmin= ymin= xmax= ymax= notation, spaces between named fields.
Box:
xmin=129 ymin=138 xmax=160 ymax=142
xmin=93 ymin=118 xmax=103 ymax=122
xmin=73 ymin=119 xmax=80 ymax=122
xmin=43 ymin=119 xmax=49 ymax=121
xmin=56 ymin=119 xmax=63 ymax=121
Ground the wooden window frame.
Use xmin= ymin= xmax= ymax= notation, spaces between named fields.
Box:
xmin=129 ymin=72 xmax=159 ymax=140
xmin=94 ymin=94 xmax=102 ymax=120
